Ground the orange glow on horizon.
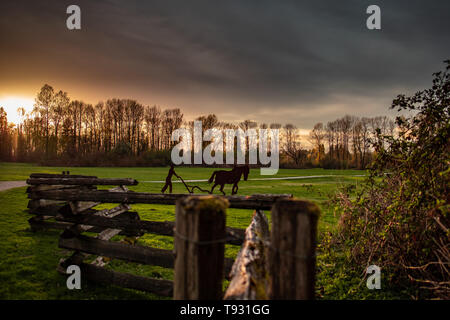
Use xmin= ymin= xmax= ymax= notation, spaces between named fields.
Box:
xmin=0 ymin=96 xmax=35 ymax=125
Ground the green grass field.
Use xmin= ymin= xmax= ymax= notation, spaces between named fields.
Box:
xmin=0 ymin=162 xmax=371 ymax=299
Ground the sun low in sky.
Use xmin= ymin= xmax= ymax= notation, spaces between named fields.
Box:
xmin=0 ymin=96 xmax=35 ymax=125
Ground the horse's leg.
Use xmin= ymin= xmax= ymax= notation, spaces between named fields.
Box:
xmin=210 ymin=183 xmax=218 ymax=194
xmin=232 ymin=183 xmax=238 ymax=195
xmin=219 ymin=184 xmax=226 ymax=195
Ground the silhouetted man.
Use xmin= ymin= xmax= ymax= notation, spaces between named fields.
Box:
xmin=161 ymin=164 xmax=180 ymax=193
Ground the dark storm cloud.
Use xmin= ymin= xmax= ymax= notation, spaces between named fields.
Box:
xmin=1 ymin=0 xmax=449 ymax=127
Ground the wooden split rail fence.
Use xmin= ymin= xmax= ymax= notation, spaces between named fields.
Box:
xmin=26 ymin=172 xmax=319 ymax=299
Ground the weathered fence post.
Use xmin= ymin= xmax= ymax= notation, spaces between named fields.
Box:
xmin=224 ymin=210 xmax=270 ymax=300
xmin=269 ymin=199 xmax=320 ymax=299
xmin=174 ymin=196 xmax=228 ymax=300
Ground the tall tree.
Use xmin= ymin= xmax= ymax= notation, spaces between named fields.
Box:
xmin=145 ymin=105 xmax=161 ymax=150
xmin=51 ymin=90 xmax=70 ymax=154
xmin=34 ymin=84 xmax=54 ymax=157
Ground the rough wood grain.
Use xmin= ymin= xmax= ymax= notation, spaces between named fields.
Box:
xmin=174 ymin=196 xmax=228 ymax=300
xmin=27 ymin=199 xmax=66 ymax=210
xmin=269 ymin=199 xmax=319 ymax=300
xmin=224 ymin=210 xmax=270 ymax=300
xmin=69 ymin=201 xmax=101 ymax=215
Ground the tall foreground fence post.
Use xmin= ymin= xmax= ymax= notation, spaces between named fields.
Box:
xmin=269 ymin=199 xmax=320 ymax=299
xmin=174 ymin=196 xmax=229 ymax=300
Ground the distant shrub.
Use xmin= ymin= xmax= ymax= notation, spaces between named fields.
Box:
xmin=142 ymin=149 xmax=172 ymax=166
xmin=110 ymin=141 xmax=133 ymax=157
xmin=321 ymin=157 xmax=351 ymax=169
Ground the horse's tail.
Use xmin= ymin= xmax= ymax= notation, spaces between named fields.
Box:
xmin=208 ymin=171 xmax=217 ymax=183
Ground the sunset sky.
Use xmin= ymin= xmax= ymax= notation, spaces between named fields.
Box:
xmin=1 ymin=0 xmax=449 ymax=127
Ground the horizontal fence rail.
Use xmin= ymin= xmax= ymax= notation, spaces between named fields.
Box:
xmin=60 ymin=212 xmax=245 ymax=246
xmin=75 ymin=262 xmax=174 ymax=296
xmin=29 ymin=173 xmax=97 ymax=179
xmin=26 ymin=177 xmax=139 ymax=186
xmin=59 ymin=234 xmax=235 ymax=274
xmin=29 ymin=189 xmax=292 ymax=210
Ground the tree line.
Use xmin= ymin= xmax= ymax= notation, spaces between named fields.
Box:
xmin=0 ymin=84 xmax=395 ymax=168
xmin=307 ymin=115 xmax=395 ymax=169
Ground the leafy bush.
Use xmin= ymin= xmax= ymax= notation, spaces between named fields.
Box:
xmin=110 ymin=141 xmax=133 ymax=157
xmin=142 ymin=149 xmax=172 ymax=166
xmin=327 ymin=61 xmax=450 ymax=299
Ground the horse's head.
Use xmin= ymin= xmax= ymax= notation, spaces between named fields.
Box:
xmin=243 ymin=164 xmax=249 ymax=181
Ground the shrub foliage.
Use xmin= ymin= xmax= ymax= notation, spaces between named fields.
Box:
xmin=330 ymin=61 xmax=450 ymax=298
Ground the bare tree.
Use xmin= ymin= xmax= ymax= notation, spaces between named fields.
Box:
xmin=283 ymin=123 xmax=306 ymax=166
xmin=309 ymin=122 xmax=325 ymax=163
xmin=145 ymin=105 xmax=161 ymax=150
xmin=161 ymin=108 xmax=183 ymax=149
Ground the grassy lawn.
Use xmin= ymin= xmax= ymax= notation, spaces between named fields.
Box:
xmin=0 ymin=162 xmax=370 ymax=299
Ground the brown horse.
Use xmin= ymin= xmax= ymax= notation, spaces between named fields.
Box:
xmin=208 ymin=165 xmax=249 ymax=195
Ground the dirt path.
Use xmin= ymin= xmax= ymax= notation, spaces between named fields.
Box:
xmin=0 ymin=181 xmax=27 ymax=192
xmin=142 ymin=175 xmax=366 ymax=183
xmin=0 ymin=174 xmax=367 ymax=190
